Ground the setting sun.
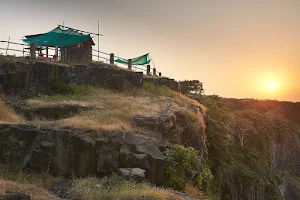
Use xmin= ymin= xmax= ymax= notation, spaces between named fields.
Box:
xmin=267 ymin=82 xmax=276 ymax=90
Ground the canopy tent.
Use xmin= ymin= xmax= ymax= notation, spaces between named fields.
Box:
xmin=23 ymin=26 xmax=93 ymax=47
xmin=115 ymin=53 xmax=151 ymax=66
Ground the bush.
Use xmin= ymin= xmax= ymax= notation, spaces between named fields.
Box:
xmin=52 ymin=81 xmax=89 ymax=96
xmin=163 ymin=145 xmax=201 ymax=191
xmin=196 ymin=164 xmax=214 ymax=194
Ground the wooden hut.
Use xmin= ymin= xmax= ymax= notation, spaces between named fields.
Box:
xmin=24 ymin=25 xmax=96 ymax=63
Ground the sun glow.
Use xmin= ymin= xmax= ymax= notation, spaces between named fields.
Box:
xmin=267 ymin=82 xmax=276 ymax=90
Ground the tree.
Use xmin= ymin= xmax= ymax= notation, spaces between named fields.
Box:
xmin=180 ymin=80 xmax=204 ymax=94
xmin=232 ymin=111 xmax=257 ymax=146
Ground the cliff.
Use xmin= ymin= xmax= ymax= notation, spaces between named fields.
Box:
xmin=0 ymin=55 xmax=206 ymax=199
xmin=192 ymin=95 xmax=300 ymax=200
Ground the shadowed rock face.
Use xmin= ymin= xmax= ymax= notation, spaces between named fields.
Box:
xmin=0 ymin=124 xmax=167 ymax=185
xmin=10 ymin=102 xmax=94 ymax=120
xmin=0 ymin=192 xmax=31 ymax=200
xmin=133 ymin=110 xmax=205 ymax=160
xmin=0 ymin=61 xmax=179 ymax=95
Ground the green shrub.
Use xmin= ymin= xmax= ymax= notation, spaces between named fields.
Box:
xmin=264 ymin=182 xmax=281 ymax=200
xmin=196 ymin=164 xmax=214 ymax=194
xmin=52 ymin=81 xmax=89 ymax=96
xmin=142 ymin=82 xmax=173 ymax=97
xmin=163 ymin=144 xmax=201 ymax=191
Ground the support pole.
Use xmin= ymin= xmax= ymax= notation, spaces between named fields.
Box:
xmin=30 ymin=43 xmax=36 ymax=59
xmin=98 ymin=20 xmax=100 ymax=61
xmin=46 ymin=46 xmax=49 ymax=58
xmin=6 ymin=37 xmax=10 ymax=55
xmin=128 ymin=59 xmax=132 ymax=70
xmin=147 ymin=65 xmax=151 ymax=75
xmin=55 ymin=46 xmax=58 ymax=61
xmin=110 ymin=53 xmax=114 ymax=65
xmin=153 ymin=68 xmax=156 ymax=76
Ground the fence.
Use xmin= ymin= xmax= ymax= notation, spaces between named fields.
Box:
xmin=0 ymin=40 xmax=161 ymax=76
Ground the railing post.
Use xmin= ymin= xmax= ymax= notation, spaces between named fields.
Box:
xmin=30 ymin=43 xmax=36 ymax=59
xmin=46 ymin=46 xmax=49 ymax=58
xmin=110 ymin=53 xmax=114 ymax=65
xmin=147 ymin=65 xmax=151 ymax=75
xmin=55 ymin=46 xmax=58 ymax=60
xmin=153 ymin=68 xmax=156 ymax=76
xmin=6 ymin=37 xmax=10 ymax=56
xmin=128 ymin=59 xmax=132 ymax=70
xmin=159 ymin=72 xmax=162 ymax=77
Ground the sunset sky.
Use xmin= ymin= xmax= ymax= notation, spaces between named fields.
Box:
xmin=0 ymin=0 xmax=299 ymax=101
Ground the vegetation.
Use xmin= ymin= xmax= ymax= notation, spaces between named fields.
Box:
xmin=26 ymin=83 xmax=205 ymax=132
xmin=0 ymin=164 xmax=60 ymax=200
xmin=70 ymin=174 xmax=186 ymax=200
xmin=0 ymin=101 xmax=23 ymax=123
xmin=163 ymin=145 xmax=201 ymax=191
xmin=190 ymin=95 xmax=300 ymax=199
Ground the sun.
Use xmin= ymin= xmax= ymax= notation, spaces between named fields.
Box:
xmin=267 ymin=82 xmax=276 ymax=90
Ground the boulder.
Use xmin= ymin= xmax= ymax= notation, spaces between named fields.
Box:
xmin=97 ymin=152 xmax=119 ymax=173
xmin=0 ymin=192 xmax=31 ymax=200
xmin=49 ymin=179 xmax=72 ymax=199
xmin=116 ymin=168 xmax=145 ymax=181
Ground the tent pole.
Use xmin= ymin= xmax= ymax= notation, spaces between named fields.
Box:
xmin=6 ymin=36 xmax=10 ymax=55
xmin=98 ymin=20 xmax=99 ymax=61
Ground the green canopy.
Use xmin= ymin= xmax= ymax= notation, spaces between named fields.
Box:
xmin=23 ymin=27 xmax=92 ymax=47
xmin=115 ymin=53 xmax=151 ymax=66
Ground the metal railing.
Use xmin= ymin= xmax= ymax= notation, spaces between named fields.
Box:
xmin=0 ymin=40 xmax=161 ymax=76
xmin=91 ymin=49 xmax=161 ymax=76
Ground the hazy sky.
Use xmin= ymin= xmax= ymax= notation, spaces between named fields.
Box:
xmin=0 ymin=0 xmax=299 ymax=101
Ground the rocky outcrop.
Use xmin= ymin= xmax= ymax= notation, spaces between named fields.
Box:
xmin=116 ymin=168 xmax=146 ymax=181
xmin=0 ymin=192 xmax=31 ymax=200
xmin=0 ymin=61 xmax=144 ymax=95
xmin=0 ymin=60 xmax=179 ymax=95
xmin=133 ymin=109 xmax=206 ymax=159
xmin=272 ymin=133 xmax=300 ymax=175
xmin=49 ymin=179 xmax=72 ymax=199
xmin=0 ymin=124 xmax=167 ymax=185
xmin=12 ymin=103 xmax=93 ymax=120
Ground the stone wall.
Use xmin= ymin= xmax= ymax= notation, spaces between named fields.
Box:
xmin=0 ymin=59 xmax=179 ymax=95
xmin=61 ymin=45 xmax=92 ymax=64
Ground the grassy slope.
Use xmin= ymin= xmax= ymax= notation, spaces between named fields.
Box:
xmin=0 ymin=101 xmax=23 ymax=123
xmin=25 ymin=82 xmax=205 ymax=132
xmin=70 ymin=175 xmax=202 ymax=200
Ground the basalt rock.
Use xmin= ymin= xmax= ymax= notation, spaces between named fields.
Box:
xmin=116 ymin=168 xmax=146 ymax=181
xmin=0 ymin=192 xmax=31 ymax=200
xmin=0 ymin=61 xmax=148 ymax=95
xmin=14 ymin=104 xmax=91 ymax=120
xmin=132 ymin=110 xmax=205 ymax=159
xmin=0 ymin=124 xmax=167 ymax=185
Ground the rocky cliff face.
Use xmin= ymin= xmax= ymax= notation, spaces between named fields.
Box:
xmin=0 ymin=108 xmax=206 ymax=185
xmin=0 ymin=124 xmax=166 ymax=184
xmin=0 ymin=57 xmax=206 ymax=190
xmin=0 ymin=58 xmax=178 ymax=96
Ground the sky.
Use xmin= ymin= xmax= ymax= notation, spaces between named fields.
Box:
xmin=0 ymin=0 xmax=299 ymax=101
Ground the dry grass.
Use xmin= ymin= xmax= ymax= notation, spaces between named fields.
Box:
xmin=70 ymin=176 xmax=186 ymax=200
xmin=28 ymin=84 xmax=206 ymax=132
xmin=0 ymin=179 xmax=4 ymax=195
xmin=185 ymin=183 xmax=203 ymax=199
xmin=57 ymin=118 xmax=132 ymax=131
xmin=0 ymin=164 xmax=60 ymax=199
xmin=0 ymin=101 xmax=24 ymax=123
xmin=3 ymin=180 xmax=60 ymax=200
